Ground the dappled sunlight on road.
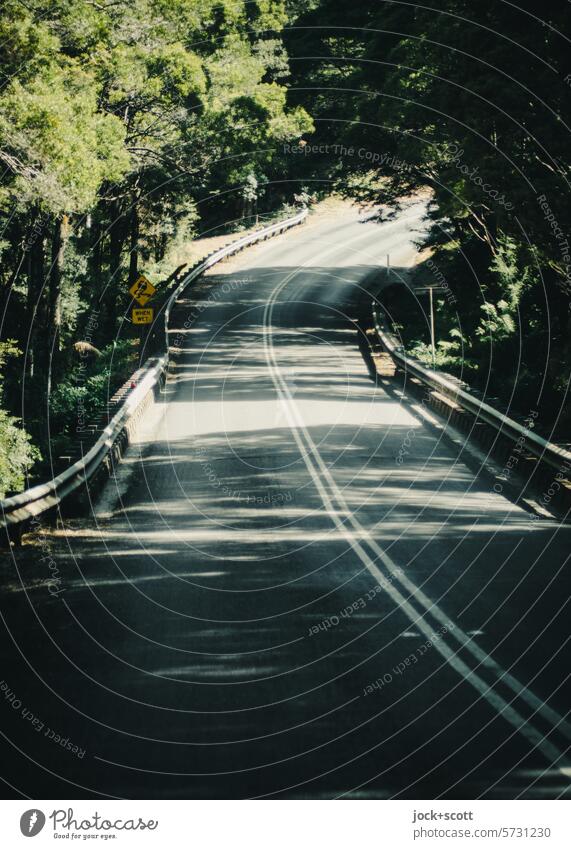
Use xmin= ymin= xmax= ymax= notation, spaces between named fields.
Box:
xmin=3 ymin=202 xmax=569 ymax=802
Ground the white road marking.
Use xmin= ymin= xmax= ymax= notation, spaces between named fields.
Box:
xmin=259 ymin=239 xmax=571 ymax=777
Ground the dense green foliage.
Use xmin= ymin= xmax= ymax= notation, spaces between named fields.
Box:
xmin=286 ymin=1 xmax=571 ymax=429
xmin=1 ymin=0 xmax=570 ymax=497
xmin=0 ymin=342 xmax=41 ymax=497
xmin=0 ymin=0 xmax=312 ymax=493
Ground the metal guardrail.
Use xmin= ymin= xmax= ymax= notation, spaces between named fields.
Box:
xmin=163 ymin=209 xmax=307 ymax=343
xmin=0 ymin=209 xmax=307 ymax=530
xmin=0 ymin=357 xmax=167 ymax=526
xmin=373 ymin=305 xmax=571 ymax=476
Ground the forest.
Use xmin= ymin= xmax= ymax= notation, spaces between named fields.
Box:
xmin=0 ymin=0 xmax=570 ymax=497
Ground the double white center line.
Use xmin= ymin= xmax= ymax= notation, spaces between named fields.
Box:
xmin=260 ymin=237 xmax=571 ymax=782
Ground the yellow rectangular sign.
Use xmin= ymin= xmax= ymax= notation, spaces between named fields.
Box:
xmin=132 ymin=307 xmax=154 ymax=325
xmin=129 ymin=274 xmax=156 ymax=306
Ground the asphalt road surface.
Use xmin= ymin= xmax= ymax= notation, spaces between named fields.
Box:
xmin=1 ymin=202 xmax=570 ymax=799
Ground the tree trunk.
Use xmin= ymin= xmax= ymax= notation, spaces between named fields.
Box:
xmin=155 ymin=231 xmax=168 ymax=263
xmin=90 ymin=214 xmax=103 ymax=290
xmin=128 ymin=198 xmax=139 ymax=284
xmin=46 ymin=215 xmax=67 ymax=395
xmin=106 ymin=198 xmax=126 ymax=332
xmin=26 ymin=211 xmax=47 ymax=379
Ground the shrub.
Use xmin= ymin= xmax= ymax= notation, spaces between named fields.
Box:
xmin=0 ymin=409 xmax=42 ymax=498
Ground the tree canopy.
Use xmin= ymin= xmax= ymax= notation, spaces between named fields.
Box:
xmin=0 ymin=0 xmax=313 ymax=492
xmin=1 ymin=0 xmax=570 ymax=495
xmin=286 ymin=0 xmax=571 ymax=425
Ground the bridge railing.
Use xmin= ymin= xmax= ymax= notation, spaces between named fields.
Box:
xmin=1 ymin=209 xmax=307 ymax=532
xmin=373 ymin=305 xmax=571 ymax=478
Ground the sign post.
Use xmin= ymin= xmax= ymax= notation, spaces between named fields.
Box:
xmin=412 ymin=284 xmax=446 ymax=369
xmin=429 ymin=286 xmax=435 ymax=366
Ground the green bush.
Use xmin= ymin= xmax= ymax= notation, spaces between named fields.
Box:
xmin=0 ymin=340 xmax=42 ymax=497
xmin=48 ymin=340 xmax=136 ymax=457
xmin=0 ymin=409 xmax=42 ymax=498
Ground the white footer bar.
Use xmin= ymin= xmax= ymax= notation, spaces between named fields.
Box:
xmin=1 ymin=799 xmax=569 ymax=848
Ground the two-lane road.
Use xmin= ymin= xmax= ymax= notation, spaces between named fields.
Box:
xmin=1 ymin=201 xmax=570 ymax=799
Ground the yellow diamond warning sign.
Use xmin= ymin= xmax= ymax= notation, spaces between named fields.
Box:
xmin=129 ymin=274 xmax=156 ymax=306
xmin=132 ymin=307 xmax=154 ymax=325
